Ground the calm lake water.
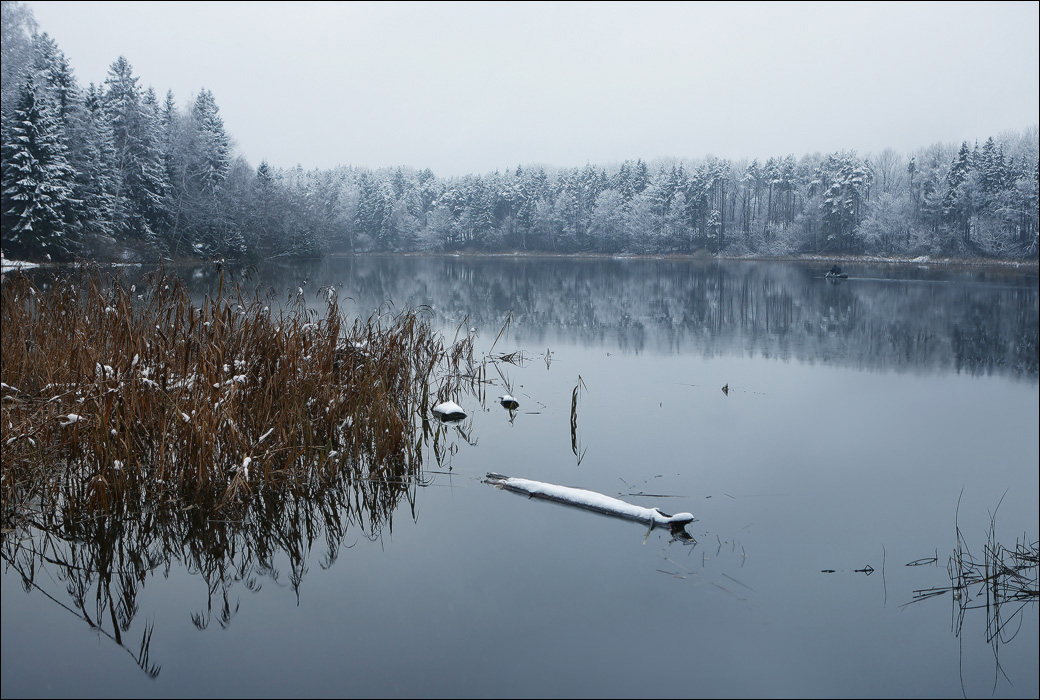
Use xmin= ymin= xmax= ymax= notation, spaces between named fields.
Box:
xmin=2 ymin=256 xmax=1038 ymax=698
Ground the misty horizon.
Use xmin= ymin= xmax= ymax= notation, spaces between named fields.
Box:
xmin=21 ymin=1 xmax=1040 ymax=176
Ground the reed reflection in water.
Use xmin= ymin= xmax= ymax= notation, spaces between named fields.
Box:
xmin=1 ymin=264 xmax=479 ymax=678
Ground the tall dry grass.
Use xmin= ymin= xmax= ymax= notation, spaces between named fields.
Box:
xmin=1 ymin=265 xmax=472 ymax=528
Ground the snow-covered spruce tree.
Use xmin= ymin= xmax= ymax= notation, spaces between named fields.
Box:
xmin=942 ymin=141 xmax=973 ymax=248
xmin=188 ymin=89 xmax=230 ymax=191
xmin=184 ymin=88 xmax=232 ymax=254
xmin=74 ymin=83 xmax=119 ymax=248
xmin=158 ymin=89 xmax=191 ymax=253
xmin=158 ymin=89 xmax=179 ymax=187
xmin=1 ymin=75 xmax=77 ymax=259
xmin=246 ymin=159 xmax=281 ymax=253
xmin=589 ymin=188 xmax=626 ymax=252
xmin=30 ymin=32 xmax=112 ymax=244
xmin=161 ymin=87 xmax=239 ymax=256
xmin=142 ymin=87 xmax=173 ymax=239
xmin=103 ymin=56 xmax=167 ymax=247
xmin=0 ymin=0 xmax=36 ymax=118
xmin=354 ymin=171 xmax=392 ymax=250
xmin=815 ymin=152 xmax=873 ymax=253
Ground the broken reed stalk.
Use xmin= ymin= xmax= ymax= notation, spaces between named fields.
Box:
xmin=570 ymin=375 xmax=588 ymax=465
xmin=909 ymin=497 xmax=1037 ymax=658
xmin=1 ymin=265 xmax=473 ymax=529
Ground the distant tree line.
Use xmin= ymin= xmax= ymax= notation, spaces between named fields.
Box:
xmin=2 ymin=2 xmax=1038 ymax=262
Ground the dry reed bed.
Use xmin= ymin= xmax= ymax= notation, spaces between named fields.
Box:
xmin=1 ymin=266 xmax=473 ymax=528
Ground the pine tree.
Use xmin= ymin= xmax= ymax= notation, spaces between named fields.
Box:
xmin=158 ymin=90 xmax=179 ymax=184
xmin=1 ymin=75 xmax=76 ymax=258
xmin=141 ymin=87 xmax=172 ymax=232
xmin=632 ymin=159 xmax=650 ymax=194
xmin=29 ymin=32 xmax=107 ymax=239
xmin=354 ymin=172 xmax=393 ymax=249
xmin=188 ymin=88 xmax=230 ymax=191
xmin=816 ymin=152 xmax=872 ymax=252
xmin=943 ymin=141 xmax=973 ymax=245
xmin=1 ymin=0 xmax=37 ymax=117
xmin=74 ymin=83 xmax=118 ymax=244
xmin=168 ymin=88 xmax=231 ymax=254
xmin=103 ymin=56 xmax=167 ymax=244
xmin=977 ymin=136 xmax=1010 ymax=211
xmin=612 ymin=160 xmax=634 ymax=201
xmin=589 ymin=188 xmax=626 ymax=252
xmin=906 ymin=155 xmax=918 ymax=225
xmin=248 ymin=159 xmax=281 ymax=253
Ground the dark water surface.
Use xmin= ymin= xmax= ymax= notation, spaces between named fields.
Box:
xmin=3 ymin=257 xmax=1038 ymax=698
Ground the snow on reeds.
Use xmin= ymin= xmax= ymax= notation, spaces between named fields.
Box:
xmin=1 ymin=265 xmax=472 ymax=527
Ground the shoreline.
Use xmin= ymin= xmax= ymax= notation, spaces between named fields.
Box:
xmin=329 ymin=250 xmax=1040 ymax=272
xmin=4 ymin=251 xmax=1038 ymax=274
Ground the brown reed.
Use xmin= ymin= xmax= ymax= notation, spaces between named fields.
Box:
xmin=1 ymin=265 xmax=472 ymax=528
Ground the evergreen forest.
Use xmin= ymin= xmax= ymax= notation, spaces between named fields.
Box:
xmin=2 ymin=2 xmax=1038 ymax=263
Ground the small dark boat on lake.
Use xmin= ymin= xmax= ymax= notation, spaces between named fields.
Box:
xmin=825 ymin=264 xmax=848 ymax=279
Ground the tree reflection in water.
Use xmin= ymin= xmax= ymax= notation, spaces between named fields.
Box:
xmin=249 ymin=257 xmax=1039 ymax=380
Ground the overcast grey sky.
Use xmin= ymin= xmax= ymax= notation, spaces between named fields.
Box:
xmin=26 ymin=1 xmax=1040 ymax=176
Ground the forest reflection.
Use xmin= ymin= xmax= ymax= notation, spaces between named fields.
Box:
xmin=239 ymin=257 xmax=1039 ymax=380
xmin=1 ymin=460 xmax=423 ymax=678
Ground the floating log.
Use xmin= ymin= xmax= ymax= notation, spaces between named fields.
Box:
xmin=485 ymin=473 xmax=695 ymax=538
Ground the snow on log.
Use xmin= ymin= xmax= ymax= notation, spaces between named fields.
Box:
xmin=0 ymin=258 xmax=40 ymax=272
xmin=498 ymin=394 xmax=520 ymax=410
xmin=485 ymin=473 xmax=695 ymax=537
xmin=432 ymin=400 xmax=467 ymax=421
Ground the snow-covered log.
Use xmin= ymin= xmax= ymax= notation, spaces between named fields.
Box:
xmin=485 ymin=473 xmax=695 ymax=538
xmin=0 ymin=258 xmax=41 ymax=272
